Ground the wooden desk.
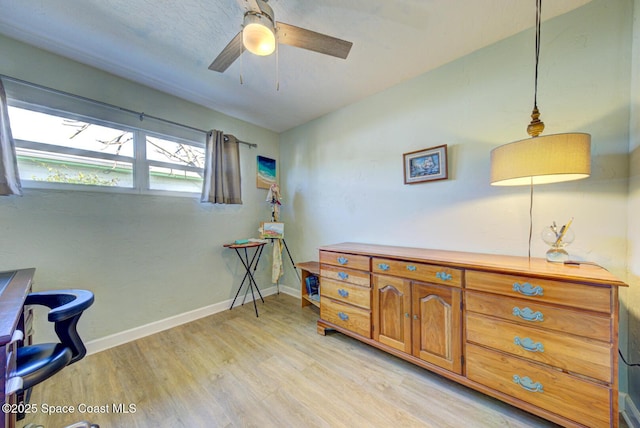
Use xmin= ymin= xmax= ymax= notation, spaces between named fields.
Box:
xmin=0 ymin=268 xmax=34 ymax=428
xmin=224 ymin=242 xmax=266 ymax=317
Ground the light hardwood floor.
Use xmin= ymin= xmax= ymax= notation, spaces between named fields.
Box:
xmin=23 ymin=294 xmax=602 ymax=427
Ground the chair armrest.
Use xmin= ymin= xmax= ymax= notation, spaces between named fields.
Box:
xmin=25 ymin=290 xmax=95 ymax=322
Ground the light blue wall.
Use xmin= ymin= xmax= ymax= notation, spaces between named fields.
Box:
xmin=627 ymin=0 xmax=640 ymax=410
xmin=280 ymin=0 xmax=634 ymax=393
xmin=1 ymin=0 xmax=638 ymax=410
xmin=0 ymin=35 xmax=280 ymax=342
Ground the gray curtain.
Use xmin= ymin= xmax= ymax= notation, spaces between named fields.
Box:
xmin=201 ymin=130 xmax=242 ymax=204
xmin=0 ymin=79 xmax=22 ymax=196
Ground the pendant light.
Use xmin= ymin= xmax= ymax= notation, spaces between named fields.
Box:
xmin=489 ymin=0 xmax=591 ymax=259
xmin=490 ymin=0 xmax=591 ymax=186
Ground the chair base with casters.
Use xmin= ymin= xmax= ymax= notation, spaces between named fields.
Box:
xmin=14 ymin=289 xmax=97 ymax=428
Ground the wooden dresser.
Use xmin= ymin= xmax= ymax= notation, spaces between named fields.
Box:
xmin=316 ymin=243 xmax=627 ymax=428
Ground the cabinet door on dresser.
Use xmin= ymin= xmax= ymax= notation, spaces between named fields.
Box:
xmin=412 ymin=281 xmax=462 ymax=374
xmin=372 ymin=274 xmax=411 ymax=353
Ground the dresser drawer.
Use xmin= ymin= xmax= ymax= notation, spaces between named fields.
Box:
xmin=321 ymin=278 xmax=371 ymax=309
xmin=371 ymin=258 xmax=462 ymax=287
xmin=466 ymin=270 xmax=611 ymax=313
xmin=466 ymin=312 xmax=612 ymax=383
xmin=466 ymin=343 xmax=611 ymax=428
xmin=321 ymin=265 xmax=370 ymax=287
xmin=320 ymin=251 xmax=370 ymax=271
xmin=321 ymin=298 xmax=371 ymax=338
xmin=466 ymin=291 xmax=612 ymax=342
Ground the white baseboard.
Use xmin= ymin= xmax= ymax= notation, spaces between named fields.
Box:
xmin=279 ymin=283 xmax=300 ymax=299
xmin=621 ymin=392 xmax=640 ymax=428
xmin=85 ymin=283 xmax=300 ymax=355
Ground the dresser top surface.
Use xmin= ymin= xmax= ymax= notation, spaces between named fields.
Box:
xmin=319 ymin=242 xmax=627 ymax=287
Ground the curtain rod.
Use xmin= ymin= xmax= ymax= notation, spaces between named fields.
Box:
xmin=0 ymin=74 xmax=257 ymax=149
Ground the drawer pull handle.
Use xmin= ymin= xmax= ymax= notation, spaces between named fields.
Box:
xmin=406 ymin=265 xmax=417 ymax=272
xmin=436 ymin=271 xmax=452 ymax=281
xmin=513 ymin=282 xmax=543 ymax=296
xmin=513 ymin=375 xmax=544 ymax=393
xmin=337 ymin=257 xmax=349 ymax=265
xmin=338 ymin=271 xmax=349 ymax=280
xmin=514 ymin=336 xmax=544 ymax=353
xmin=378 ymin=263 xmax=390 ymax=271
xmin=513 ymin=307 xmax=544 ymax=322
xmin=338 ymin=289 xmax=349 ymax=298
xmin=338 ymin=311 xmax=349 ymax=321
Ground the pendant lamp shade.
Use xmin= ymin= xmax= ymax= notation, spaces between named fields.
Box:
xmin=490 ymin=0 xmax=591 ymax=188
xmin=490 ymin=133 xmax=591 ymax=186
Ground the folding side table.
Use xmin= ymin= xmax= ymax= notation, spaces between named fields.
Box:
xmin=223 ymin=241 xmax=267 ymax=317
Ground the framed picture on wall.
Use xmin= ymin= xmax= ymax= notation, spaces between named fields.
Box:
xmin=257 ymin=156 xmax=276 ymax=189
xmin=403 ymin=145 xmax=448 ymax=184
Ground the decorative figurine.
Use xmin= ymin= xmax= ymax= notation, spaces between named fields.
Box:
xmin=541 ymin=218 xmax=574 ymax=262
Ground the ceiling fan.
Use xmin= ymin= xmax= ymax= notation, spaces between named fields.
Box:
xmin=208 ymin=0 xmax=353 ymax=73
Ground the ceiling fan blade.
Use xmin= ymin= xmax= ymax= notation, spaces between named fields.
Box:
xmin=276 ymin=22 xmax=352 ymax=59
xmin=208 ymin=31 xmax=243 ymax=73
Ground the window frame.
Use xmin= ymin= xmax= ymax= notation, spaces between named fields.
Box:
xmin=8 ymin=99 xmax=206 ymax=197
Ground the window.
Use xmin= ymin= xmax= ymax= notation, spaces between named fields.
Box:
xmin=8 ymin=105 xmax=205 ymax=195
xmin=146 ymin=135 xmax=205 ymax=193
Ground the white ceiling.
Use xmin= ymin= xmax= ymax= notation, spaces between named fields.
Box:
xmin=0 ymin=0 xmax=591 ymax=133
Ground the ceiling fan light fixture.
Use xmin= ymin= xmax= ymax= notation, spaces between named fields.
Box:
xmin=243 ymin=13 xmax=276 ymax=56
xmin=208 ymin=0 xmax=352 ymax=74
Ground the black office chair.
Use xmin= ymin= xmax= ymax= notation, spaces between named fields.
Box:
xmin=15 ymin=289 xmax=97 ymax=428
xmin=16 ymin=289 xmax=95 ymax=390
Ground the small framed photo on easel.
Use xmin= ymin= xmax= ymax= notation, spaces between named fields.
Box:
xmin=260 ymin=222 xmax=284 ymax=239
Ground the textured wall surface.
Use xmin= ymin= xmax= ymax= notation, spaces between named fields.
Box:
xmin=626 ymin=0 xmax=640 ymax=408
xmin=0 ymin=35 xmax=279 ymax=342
xmin=280 ymin=0 xmax=633 ymax=391
xmin=1 ymin=0 xmax=638 ymax=409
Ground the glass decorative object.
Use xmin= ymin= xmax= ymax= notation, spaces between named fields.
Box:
xmin=541 ymin=220 xmax=574 ymax=263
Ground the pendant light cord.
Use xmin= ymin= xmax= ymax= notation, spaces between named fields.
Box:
xmin=620 ymin=348 xmax=640 ymax=367
xmin=533 ymin=0 xmax=542 ymax=110
xmin=527 ymin=0 xmax=542 ymax=262
xmin=529 ymin=180 xmax=534 ymax=261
